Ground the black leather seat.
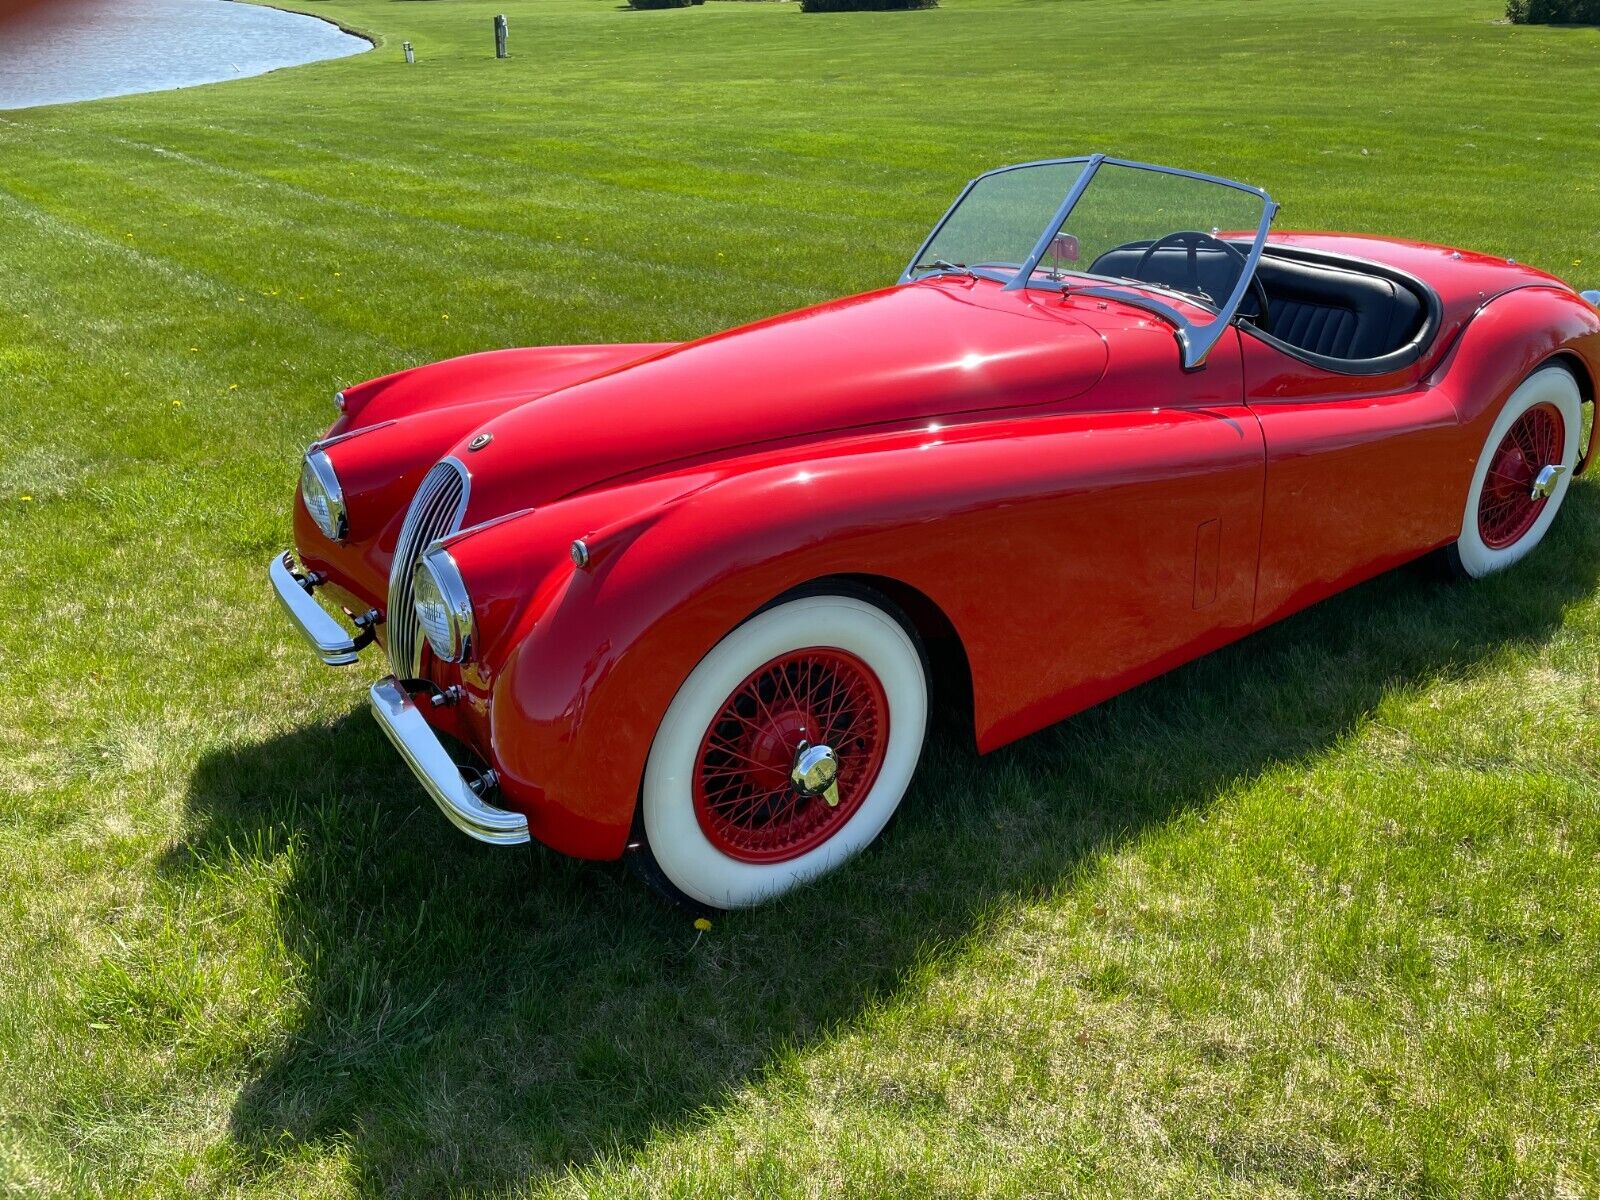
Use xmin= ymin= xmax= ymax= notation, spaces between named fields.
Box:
xmin=1087 ymin=241 xmax=1427 ymax=363
xmin=1253 ymin=256 xmax=1424 ymax=360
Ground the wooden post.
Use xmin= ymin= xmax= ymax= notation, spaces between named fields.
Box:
xmin=403 ymin=41 xmax=415 ymax=64
xmin=494 ymin=15 xmax=509 ymax=59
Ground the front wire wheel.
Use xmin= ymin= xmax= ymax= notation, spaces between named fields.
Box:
xmin=1448 ymin=365 xmax=1582 ymax=579
xmin=634 ymin=590 xmax=929 ymax=910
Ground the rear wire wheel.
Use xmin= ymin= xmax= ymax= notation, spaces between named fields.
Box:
xmin=632 ymin=588 xmax=929 ymax=910
xmin=1448 ymin=365 xmax=1582 ymax=579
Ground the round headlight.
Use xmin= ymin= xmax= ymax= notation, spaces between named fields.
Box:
xmin=300 ymin=450 xmax=347 ymax=541
xmin=413 ymin=546 xmax=475 ymax=663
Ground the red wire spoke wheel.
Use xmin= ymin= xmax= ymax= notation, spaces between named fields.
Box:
xmin=692 ymin=649 xmax=889 ymax=863
xmin=638 ymin=591 xmax=929 ymax=909
xmin=1476 ymin=401 xmax=1564 ymax=550
xmin=1450 ymin=366 xmax=1581 ymax=580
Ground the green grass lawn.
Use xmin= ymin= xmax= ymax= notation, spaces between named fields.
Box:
xmin=2 ymin=0 xmax=1599 ymax=1194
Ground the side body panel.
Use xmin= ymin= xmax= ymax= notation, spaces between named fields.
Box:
xmin=446 ymin=344 xmax=1263 ymax=859
xmin=1241 ymin=333 xmax=1462 ymax=623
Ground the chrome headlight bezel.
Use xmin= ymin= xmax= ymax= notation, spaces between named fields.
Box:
xmin=300 ymin=450 xmax=347 ymax=542
xmin=412 ymin=544 xmax=475 ymax=664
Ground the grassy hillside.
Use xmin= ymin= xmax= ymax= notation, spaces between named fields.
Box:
xmin=1 ymin=0 xmax=1597 ymax=1195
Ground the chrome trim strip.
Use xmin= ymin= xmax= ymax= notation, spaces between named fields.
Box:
xmin=312 ymin=418 xmax=396 ymax=452
xmin=268 ymin=551 xmax=361 ymax=666
xmin=368 ymin=677 xmax=530 ymax=846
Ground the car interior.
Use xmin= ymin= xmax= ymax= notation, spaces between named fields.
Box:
xmin=1087 ymin=237 xmax=1439 ymax=375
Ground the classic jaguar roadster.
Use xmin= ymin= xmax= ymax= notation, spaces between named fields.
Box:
xmin=272 ymin=155 xmax=1600 ymax=909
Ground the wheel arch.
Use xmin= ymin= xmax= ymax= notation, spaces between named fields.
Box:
xmin=748 ymin=571 xmax=975 ymax=749
xmin=1546 ymin=348 xmax=1596 ymax=474
xmin=831 ymin=573 xmax=975 ymax=748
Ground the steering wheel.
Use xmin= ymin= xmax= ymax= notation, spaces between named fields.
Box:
xmin=1131 ymin=231 xmax=1270 ymax=331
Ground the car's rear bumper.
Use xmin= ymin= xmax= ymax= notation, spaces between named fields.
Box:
xmin=368 ymin=677 xmax=530 ymax=846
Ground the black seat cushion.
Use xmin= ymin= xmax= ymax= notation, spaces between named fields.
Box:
xmin=1252 ymin=256 xmax=1423 ymax=360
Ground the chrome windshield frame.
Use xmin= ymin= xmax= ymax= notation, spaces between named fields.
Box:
xmin=899 ymin=155 xmax=1096 ymax=287
xmin=899 ymin=155 xmax=1279 ymax=371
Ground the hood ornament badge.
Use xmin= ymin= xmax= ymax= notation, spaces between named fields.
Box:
xmin=468 ymin=432 xmax=493 ymax=452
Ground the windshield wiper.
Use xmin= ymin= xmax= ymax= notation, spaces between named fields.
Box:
xmin=912 ymin=258 xmax=976 ymax=278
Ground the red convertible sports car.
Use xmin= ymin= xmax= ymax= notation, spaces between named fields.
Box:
xmin=272 ymin=155 xmax=1600 ymax=909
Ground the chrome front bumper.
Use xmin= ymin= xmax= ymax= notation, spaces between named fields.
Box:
xmin=368 ymin=677 xmax=530 ymax=846
xmin=270 ymin=550 xmax=529 ymax=847
xmin=269 ymin=551 xmax=365 ymax=666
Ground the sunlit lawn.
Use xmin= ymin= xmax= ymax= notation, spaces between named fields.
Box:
xmin=1 ymin=0 xmax=1598 ymax=1194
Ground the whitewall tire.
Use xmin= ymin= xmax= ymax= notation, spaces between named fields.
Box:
xmin=637 ymin=591 xmax=928 ymax=910
xmin=1450 ymin=365 xmax=1582 ymax=579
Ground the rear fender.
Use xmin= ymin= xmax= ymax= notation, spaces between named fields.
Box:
xmin=1430 ymin=286 xmax=1600 ymax=475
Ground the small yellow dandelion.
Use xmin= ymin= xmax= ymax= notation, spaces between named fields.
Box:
xmin=442 ymin=313 xmax=449 ymax=321
xmin=693 ymin=917 xmax=712 ymax=931
xmin=19 ymin=495 xmax=32 ymax=502
xmin=172 ymin=399 xmax=182 ymax=407
xmin=188 ymin=346 xmax=199 ymax=352
xmin=229 ymin=384 xmax=239 ymax=390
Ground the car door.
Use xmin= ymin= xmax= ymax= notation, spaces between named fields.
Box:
xmin=951 ymin=318 xmax=1267 ymax=750
xmin=1239 ymin=329 xmax=1464 ymax=625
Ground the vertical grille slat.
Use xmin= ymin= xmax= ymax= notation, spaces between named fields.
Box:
xmin=387 ymin=458 xmax=470 ymax=677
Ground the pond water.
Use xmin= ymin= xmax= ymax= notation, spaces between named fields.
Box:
xmin=0 ymin=0 xmax=369 ymax=111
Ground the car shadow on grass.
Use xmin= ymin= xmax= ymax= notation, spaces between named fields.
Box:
xmin=173 ymin=485 xmax=1600 ymax=1195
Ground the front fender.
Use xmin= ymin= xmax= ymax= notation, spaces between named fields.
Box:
xmin=472 ymin=406 xmax=1264 ymax=859
xmin=333 ymin=342 xmax=674 ymax=429
xmin=297 ymin=343 xmax=677 ymax=611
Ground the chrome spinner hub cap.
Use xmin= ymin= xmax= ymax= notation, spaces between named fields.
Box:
xmin=790 ymin=742 xmax=842 ymax=807
xmin=1530 ymin=463 xmax=1567 ymax=501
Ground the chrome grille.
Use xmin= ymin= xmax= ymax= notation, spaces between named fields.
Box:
xmin=387 ymin=458 xmax=469 ymax=677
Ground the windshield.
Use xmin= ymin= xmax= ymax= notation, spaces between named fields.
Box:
xmin=904 ymin=155 xmax=1276 ymax=368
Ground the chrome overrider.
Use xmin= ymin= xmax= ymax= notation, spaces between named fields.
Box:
xmin=268 ymin=550 xmax=530 ymax=847
xmin=368 ymin=678 xmax=530 ymax=846
xmin=269 ymin=551 xmax=370 ymax=666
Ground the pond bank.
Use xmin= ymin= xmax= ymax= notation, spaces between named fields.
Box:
xmin=0 ymin=0 xmax=370 ymax=111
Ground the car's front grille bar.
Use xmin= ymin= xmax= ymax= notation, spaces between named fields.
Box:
xmin=387 ymin=458 xmax=469 ymax=677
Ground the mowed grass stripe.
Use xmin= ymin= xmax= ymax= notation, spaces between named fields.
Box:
xmin=0 ymin=125 xmax=853 ymax=339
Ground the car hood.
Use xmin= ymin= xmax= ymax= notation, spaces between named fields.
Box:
xmin=453 ymin=278 xmax=1109 ymax=516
